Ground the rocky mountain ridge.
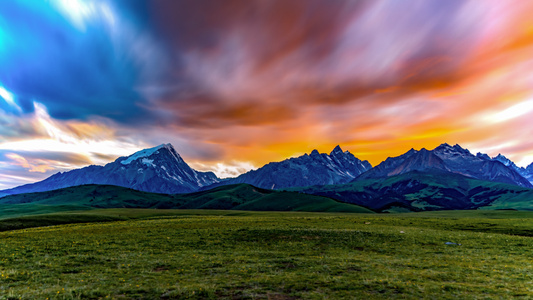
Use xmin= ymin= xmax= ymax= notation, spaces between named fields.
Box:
xmin=2 ymin=142 xmax=532 ymax=198
xmin=355 ymin=143 xmax=532 ymax=188
xmin=208 ymin=145 xmax=372 ymax=190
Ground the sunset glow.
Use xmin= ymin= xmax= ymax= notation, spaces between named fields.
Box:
xmin=2 ymin=0 xmax=533 ymax=189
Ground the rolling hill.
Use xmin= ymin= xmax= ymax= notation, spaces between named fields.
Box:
xmin=0 ymin=183 xmax=373 ymax=219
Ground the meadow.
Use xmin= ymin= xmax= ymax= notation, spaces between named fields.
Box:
xmin=0 ymin=209 xmax=532 ymax=299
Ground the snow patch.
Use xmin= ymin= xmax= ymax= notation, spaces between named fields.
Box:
xmin=142 ymin=158 xmax=155 ymax=167
xmin=170 ymin=174 xmax=184 ymax=183
xmin=121 ymin=144 xmax=167 ymax=165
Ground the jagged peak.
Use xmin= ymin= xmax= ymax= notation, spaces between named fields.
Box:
xmin=434 ymin=143 xmax=456 ymax=151
xmin=435 ymin=142 xmax=461 ymax=149
xmin=455 ymin=144 xmax=471 ymax=154
xmin=310 ymin=149 xmax=320 ymax=156
xmin=492 ymin=153 xmax=508 ymax=160
xmin=330 ymin=145 xmax=343 ymax=155
xmin=434 ymin=143 xmax=471 ymax=155
xmin=492 ymin=153 xmax=516 ymax=167
xmin=476 ymin=152 xmax=491 ymax=160
xmin=407 ymin=148 xmax=417 ymax=153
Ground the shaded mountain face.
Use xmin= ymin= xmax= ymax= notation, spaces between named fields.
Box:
xmin=356 ymin=143 xmax=532 ymax=188
xmin=491 ymin=154 xmax=533 ymax=184
xmin=525 ymin=164 xmax=533 ymax=183
xmin=0 ymin=144 xmax=219 ymax=196
xmin=297 ymin=170 xmax=533 ymax=212
xmin=212 ymin=145 xmax=372 ymax=190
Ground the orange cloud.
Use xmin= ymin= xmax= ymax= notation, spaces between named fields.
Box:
xmin=5 ymin=153 xmax=55 ymax=173
xmin=6 ymin=0 xmax=533 ymax=191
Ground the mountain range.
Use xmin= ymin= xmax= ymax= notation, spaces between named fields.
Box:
xmin=356 ymin=143 xmax=532 ymax=188
xmin=2 ymin=142 xmax=533 ymax=213
xmin=206 ymin=145 xmax=372 ymax=190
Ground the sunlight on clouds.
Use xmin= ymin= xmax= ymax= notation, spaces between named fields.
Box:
xmin=0 ymin=101 xmax=148 ymax=171
xmin=0 ymin=86 xmax=14 ymax=104
xmin=4 ymin=0 xmax=533 ymax=189
xmin=51 ymin=0 xmax=102 ymax=31
xmin=0 ymin=171 xmax=40 ymax=190
xmin=0 ymin=85 xmax=21 ymax=111
xmin=0 ymin=139 xmax=138 ymax=166
xmin=190 ymin=161 xmax=256 ymax=179
xmin=31 ymin=102 xmax=116 ymax=145
xmin=517 ymin=155 xmax=533 ymax=169
xmin=33 ymin=102 xmax=76 ymax=143
xmin=485 ymin=99 xmax=533 ymax=123
xmin=5 ymin=153 xmax=54 ymax=173
xmin=0 ymin=102 xmax=151 ymax=188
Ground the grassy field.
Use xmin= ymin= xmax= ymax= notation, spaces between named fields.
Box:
xmin=0 ymin=209 xmax=532 ymax=299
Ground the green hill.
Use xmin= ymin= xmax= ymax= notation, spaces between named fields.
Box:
xmin=294 ymin=170 xmax=533 ymax=212
xmin=0 ymin=184 xmax=373 ymax=219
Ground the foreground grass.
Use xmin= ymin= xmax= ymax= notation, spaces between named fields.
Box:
xmin=0 ymin=210 xmax=532 ymax=299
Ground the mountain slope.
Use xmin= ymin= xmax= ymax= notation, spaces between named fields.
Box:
xmin=492 ymin=153 xmax=533 ymax=184
xmin=296 ymin=170 xmax=533 ymax=212
xmin=0 ymin=183 xmax=373 ymax=219
xmin=524 ymin=164 xmax=533 ymax=183
xmin=356 ymin=143 xmax=532 ymax=188
xmin=0 ymin=144 xmax=219 ymax=197
xmin=209 ymin=145 xmax=372 ymax=190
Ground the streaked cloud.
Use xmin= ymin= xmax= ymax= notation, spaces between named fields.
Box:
xmin=2 ymin=0 xmax=533 ymax=189
xmin=4 ymin=153 xmax=54 ymax=173
xmin=485 ymin=99 xmax=533 ymax=123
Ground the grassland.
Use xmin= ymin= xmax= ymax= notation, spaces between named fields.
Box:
xmin=0 ymin=209 xmax=532 ymax=299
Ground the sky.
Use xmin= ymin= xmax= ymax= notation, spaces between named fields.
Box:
xmin=1 ymin=0 xmax=533 ymax=189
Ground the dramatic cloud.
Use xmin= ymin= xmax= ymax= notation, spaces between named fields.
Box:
xmin=2 ymin=0 xmax=533 ymax=189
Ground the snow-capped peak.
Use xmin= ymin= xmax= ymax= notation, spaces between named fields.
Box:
xmin=492 ymin=153 xmax=517 ymax=168
xmin=121 ymin=144 xmax=168 ymax=165
xmin=434 ymin=143 xmax=471 ymax=156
